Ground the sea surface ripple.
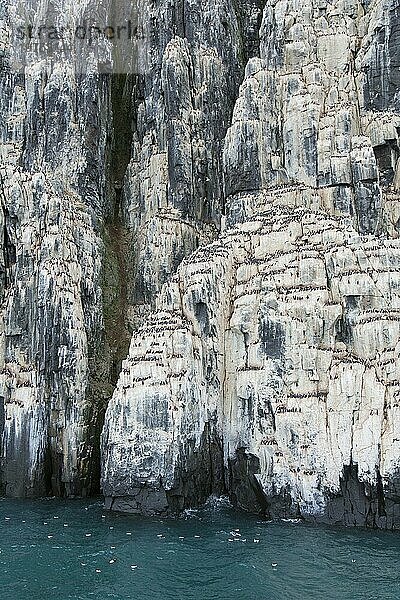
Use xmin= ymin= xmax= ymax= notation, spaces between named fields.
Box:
xmin=1 ymin=497 xmax=399 ymax=600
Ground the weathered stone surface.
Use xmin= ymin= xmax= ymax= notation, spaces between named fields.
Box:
xmin=2 ymin=0 xmax=400 ymax=529
xmin=0 ymin=0 xmax=252 ymax=497
xmin=102 ymin=0 xmax=400 ymax=529
xmin=102 ymin=197 xmax=400 ymax=528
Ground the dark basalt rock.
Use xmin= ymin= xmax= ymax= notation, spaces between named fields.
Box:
xmin=228 ymin=449 xmax=269 ymax=515
xmin=259 ymin=318 xmax=285 ymax=359
xmin=103 ymin=422 xmax=226 ymax=516
xmin=364 ymin=0 xmax=400 ymax=111
xmin=321 ymin=464 xmax=400 ymax=530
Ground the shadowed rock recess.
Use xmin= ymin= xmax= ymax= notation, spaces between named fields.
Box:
xmin=1 ymin=0 xmax=400 ymax=529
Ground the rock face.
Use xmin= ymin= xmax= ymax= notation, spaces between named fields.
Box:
xmin=102 ymin=0 xmax=400 ymax=529
xmin=2 ymin=0 xmax=400 ymax=528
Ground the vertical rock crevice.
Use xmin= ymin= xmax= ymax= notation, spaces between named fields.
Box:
xmin=103 ymin=73 xmax=136 ymax=381
xmin=88 ymin=73 xmax=138 ymax=495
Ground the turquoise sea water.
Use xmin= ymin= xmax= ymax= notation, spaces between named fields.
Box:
xmin=1 ymin=497 xmax=399 ymax=600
